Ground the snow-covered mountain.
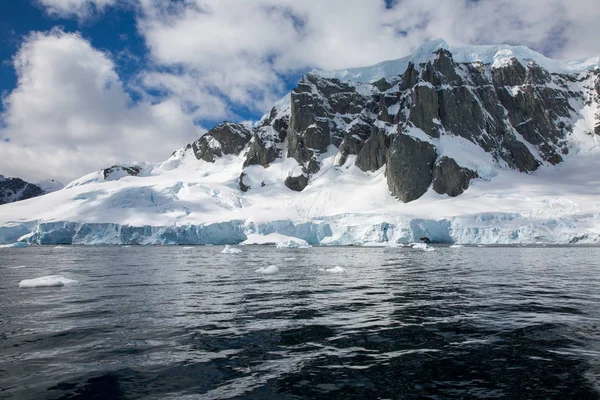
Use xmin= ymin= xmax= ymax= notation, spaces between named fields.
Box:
xmin=1 ymin=39 xmax=599 ymax=246
xmin=0 ymin=175 xmax=63 ymax=205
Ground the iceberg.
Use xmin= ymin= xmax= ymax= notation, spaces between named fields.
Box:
xmin=413 ymin=243 xmax=436 ymax=252
xmin=323 ymin=266 xmax=346 ymax=273
xmin=221 ymin=244 xmax=242 ymax=254
xmin=19 ymin=275 xmax=78 ymax=288
xmin=255 ymin=265 xmax=280 ymax=274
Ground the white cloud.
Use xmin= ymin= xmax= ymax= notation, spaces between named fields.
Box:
xmin=36 ymin=0 xmax=118 ymax=19
xmin=0 ymin=30 xmax=201 ymax=183
xmin=136 ymin=0 xmax=600 ymax=117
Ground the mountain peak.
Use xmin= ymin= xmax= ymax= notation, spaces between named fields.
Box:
xmin=314 ymin=40 xmax=600 ymax=83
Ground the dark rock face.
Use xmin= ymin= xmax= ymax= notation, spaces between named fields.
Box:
xmin=432 ymin=157 xmax=478 ymax=197
xmin=239 ymin=173 xmax=250 ymax=192
xmin=410 ymin=84 xmax=440 ymax=137
xmin=284 ymin=174 xmax=309 ymax=192
xmin=386 ymin=135 xmax=437 ymax=203
xmin=244 ymin=133 xmax=280 ymax=168
xmin=103 ymin=165 xmax=142 ymax=180
xmin=192 ymin=122 xmax=252 ymax=162
xmin=355 ymin=130 xmax=390 ymax=172
xmin=0 ymin=176 xmax=44 ymax=205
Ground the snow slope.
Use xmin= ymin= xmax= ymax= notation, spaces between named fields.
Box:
xmin=0 ymin=41 xmax=599 ymax=246
xmin=1 ymin=137 xmax=599 ymax=246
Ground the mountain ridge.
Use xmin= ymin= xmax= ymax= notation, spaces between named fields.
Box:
xmin=0 ymin=175 xmax=63 ymax=205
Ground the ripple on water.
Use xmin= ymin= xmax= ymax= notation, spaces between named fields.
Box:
xmin=0 ymin=246 xmax=599 ymax=399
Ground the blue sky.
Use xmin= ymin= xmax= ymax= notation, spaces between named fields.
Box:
xmin=1 ymin=0 xmax=598 ymax=182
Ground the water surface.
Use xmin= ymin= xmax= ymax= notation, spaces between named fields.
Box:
xmin=1 ymin=245 xmax=599 ymax=399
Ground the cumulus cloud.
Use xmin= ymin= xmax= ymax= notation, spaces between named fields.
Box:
xmin=0 ymin=30 xmax=201 ymax=183
xmin=136 ymin=0 xmax=600 ymax=117
xmin=36 ymin=0 xmax=118 ymax=19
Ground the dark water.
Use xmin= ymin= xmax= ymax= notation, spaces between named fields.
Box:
xmin=1 ymin=245 xmax=599 ymax=399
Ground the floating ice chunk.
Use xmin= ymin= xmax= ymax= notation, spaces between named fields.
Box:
xmin=0 ymin=242 xmax=27 ymax=248
xmin=54 ymin=246 xmax=67 ymax=249
xmin=221 ymin=245 xmax=242 ymax=254
xmin=9 ymin=265 xmax=27 ymax=269
xmin=122 ymin=245 xmax=132 ymax=248
xmin=284 ymin=257 xmax=296 ymax=261
xmin=255 ymin=265 xmax=280 ymax=274
xmin=19 ymin=275 xmax=78 ymax=288
xmin=276 ymin=239 xmax=310 ymax=249
xmin=412 ymin=243 xmax=435 ymax=251
xmin=449 ymin=244 xmax=464 ymax=248
xmin=323 ymin=266 xmax=346 ymax=273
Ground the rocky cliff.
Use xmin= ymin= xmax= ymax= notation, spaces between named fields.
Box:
xmin=173 ymin=40 xmax=598 ymax=203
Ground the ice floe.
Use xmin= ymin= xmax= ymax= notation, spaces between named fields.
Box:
xmin=255 ymin=265 xmax=280 ymax=274
xmin=413 ymin=243 xmax=436 ymax=252
xmin=322 ymin=266 xmax=346 ymax=273
xmin=19 ymin=275 xmax=78 ymax=288
xmin=221 ymin=245 xmax=242 ymax=254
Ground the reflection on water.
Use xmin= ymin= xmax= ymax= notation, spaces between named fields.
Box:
xmin=1 ymin=245 xmax=599 ymax=399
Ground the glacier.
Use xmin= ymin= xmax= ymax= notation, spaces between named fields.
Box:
xmin=1 ymin=40 xmax=600 ymax=246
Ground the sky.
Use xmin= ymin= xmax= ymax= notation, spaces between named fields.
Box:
xmin=1 ymin=0 xmax=599 ymax=183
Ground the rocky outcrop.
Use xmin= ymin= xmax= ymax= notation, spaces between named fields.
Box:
xmin=386 ymin=135 xmax=437 ymax=202
xmin=287 ymin=74 xmax=370 ymax=175
xmin=432 ymin=157 xmax=478 ymax=197
xmin=103 ymin=165 xmax=142 ymax=180
xmin=0 ymin=176 xmax=44 ymax=205
xmin=239 ymin=173 xmax=251 ymax=192
xmin=192 ymin=122 xmax=252 ymax=162
xmin=284 ymin=174 xmax=309 ymax=192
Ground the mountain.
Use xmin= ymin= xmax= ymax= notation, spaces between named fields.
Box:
xmin=0 ymin=175 xmax=63 ymax=205
xmin=1 ymin=39 xmax=599 ymax=246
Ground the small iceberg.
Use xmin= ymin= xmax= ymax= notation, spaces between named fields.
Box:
xmin=412 ymin=243 xmax=435 ymax=252
xmin=276 ymin=239 xmax=310 ymax=249
xmin=19 ymin=275 xmax=78 ymax=288
xmin=221 ymin=245 xmax=242 ymax=254
xmin=256 ymin=265 xmax=280 ymax=274
xmin=0 ymin=242 xmax=27 ymax=248
xmin=322 ymin=266 xmax=346 ymax=273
